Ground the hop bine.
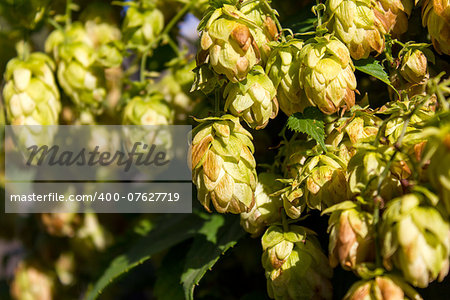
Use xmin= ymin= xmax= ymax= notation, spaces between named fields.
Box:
xmin=261 ymin=225 xmax=333 ymax=300
xmin=191 ymin=115 xmax=257 ymax=214
xmin=266 ymin=39 xmax=309 ymax=116
xmin=380 ymin=192 xmax=450 ymax=288
xmin=223 ymin=65 xmax=278 ymax=129
xmin=298 ymin=35 xmax=357 ymax=115
xmin=344 ymin=275 xmax=423 ymax=300
xmin=322 ymin=201 xmax=374 ymax=270
xmin=240 ymin=172 xmax=283 ymax=237
xmin=3 ymin=52 xmax=61 ymax=126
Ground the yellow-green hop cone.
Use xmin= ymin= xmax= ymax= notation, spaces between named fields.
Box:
xmin=45 ymin=23 xmax=107 ymax=113
xmin=399 ymin=49 xmax=429 ymax=84
xmin=122 ymin=1 xmax=164 ymax=52
xmin=266 ymin=39 xmax=309 ymax=116
xmin=322 ymin=201 xmax=374 ymax=270
xmin=374 ymin=0 xmax=413 ymax=36
xmin=300 ymin=153 xmax=349 ymax=210
xmin=381 ymin=192 xmax=450 ymax=288
xmin=299 ymin=35 xmax=357 ymax=115
xmin=197 ymin=4 xmax=261 ymax=82
xmin=224 ymin=66 xmax=278 ymax=129
xmin=3 ymin=52 xmax=61 ymax=125
xmin=326 ymin=0 xmax=386 ymax=59
xmin=239 ymin=0 xmax=279 ymax=63
xmin=420 ymin=124 xmax=450 ymax=214
xmin=343 ymin=275 xmax=423 ymax=300
xmin=240 ymin=172 xmax=283 ymax=237
xmin=191 ymin=115 xmax=257 ymax=214
xmin=262 ymin=225 xmax=333 ymax=300
xmin=348 ymin=145 xmax=402 ymax=200
xmin=11 ymin=261 xmax=54 ymax=300
xmin=422 ymin=0 xmax=450 ymax=55
xmin=85 ymin=20 xmax=123 ymax=68
xmin=123 ymin=93 xmax=173 ymax=125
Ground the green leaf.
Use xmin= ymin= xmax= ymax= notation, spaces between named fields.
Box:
xmin=181 ymin=214 xmax=245 ymax=300
xmin=84 ymin=214 xmax=203 ymax=300
xmin=286 ymin=107 xmax=326 ymax=151
xmin=154 ymin=246 xmax=187 ymax=300
xmin=353 ymin=58 xmax=400 ymax=97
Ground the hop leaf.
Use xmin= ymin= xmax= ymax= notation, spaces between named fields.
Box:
xmin=286 ymin=107 xmax=326 ymax=152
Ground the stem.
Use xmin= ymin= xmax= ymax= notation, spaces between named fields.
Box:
xmin=315 ymin=0 xmax=322 ymax=28
xmin=214 ymin=88 xmax=221 ymax=116
xmin=281 ymin=210 xmax=289 ymax=232
xmin=65 ymin=0 xmax=72 ymax=27
xmin=140 ymin=50 xmax=149 ymax=82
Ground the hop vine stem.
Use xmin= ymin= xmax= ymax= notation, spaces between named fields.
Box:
xmin=139 ymin=0 xmax=193 ymax=82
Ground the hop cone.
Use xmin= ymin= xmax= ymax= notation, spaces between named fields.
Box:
xmin=198 ymin=4 xmax=261 ymax=82
xmin=420 ymin=124 xmax=450 ymax=214
xmin=381 ymin=192 xmax=450 ymax=288
xmin=45 ymin=23 xmax=107 ymax=113
xmin=3 ymin=53 xmax=61 ymax=125
xmin=375 ymin=0 xmax=413 ymax=36
xmin=299 ymin=153 xmax=349 ymax=210
xmin=224 ymin=65 xmax=278 ymax=129
xmin=348 ymin=145 xmax=402 ymax=200
xmin=323 ymin=201 xmax=374 ymax=270
xmin=299 ymin=35 xmax=357 ymax=115
xmin=344 ymin=275 xmax=422 ymax=300
xmin=123 ymin=93 xmax=173 ymax=125
xmin=389 ymin=49 xmax=430 ymax=101
xmin=122 ymin=1 xmax=164 ymax=51
xmin=11 ymin=261 xmax=54 ymax=300
xmin=240 ymin=172 xmax=283 ymax=236
xmin=422 ymin=0 xmax=450 ymax=55
xmin=266 ymin=40 xmax=309 ymax=116
xmin=191 ymin=115 xmax=257 ymax=213
xmin=326 ymin=0 xmax=386 ymax=59
xmin=262 ymin=225 xmax=333 ymax=300
xmin=41 ymin=213 xmax=81 ymax=238
xmin=239 ymin=0 xmax=279 ymax=63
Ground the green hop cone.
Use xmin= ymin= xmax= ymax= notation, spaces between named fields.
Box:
xmin=299 ymin=35 xmax=357 ymax=115
xmin=262 ymin=225 xmax=333 ymax=300
xmin=299 ymin=152 xmax=349 ymax=210
xmin=325 ymin=0 xmax=386 ymax=59
xmin=45 ymin=23 xmax=107 ymax=114
xmin=420 ymin=124 xmax=450 ymax=214
xmin=422 ymin=0 xmax=450 ymax=55
xmin=381 ymin=192 xmax=450 ymax=288
xmin=224 ymin=65 xmax=278 ymax=129
xmin=240 ymin=172 xmax=283 ymax=237
xmin=85 ymin=20 xmax=123 ymax=68
xmin=389 ymin=49 xmax=430 ymax=101
xmin=123 ymin=93 xmax=173 ymax=125
xmin=239 ymin=0 xmax=279 ymax=63
xmin=3 ymin=52 xmax=61 ymax=126
xmin=322 ymin=201 xmax=374 ymax=270
xmin=348 ymin=145 xmax=402 ymax=200
xmin=266 ymin=39 xmax=309 ymax=116
xmin=197 ymin=4 xmax=261 ymax=82
xmin=343 ymin=275 xmax=423 ymax=300
xmin=122 ymin=1 xmax=164 ymax=52
xmin=374 ymin=0 xmax=413 ymax=36
xmin=191 ymin=115 xmax=257 ymax=213
xmin=11 ymin=261 xmax=54 ymax=300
